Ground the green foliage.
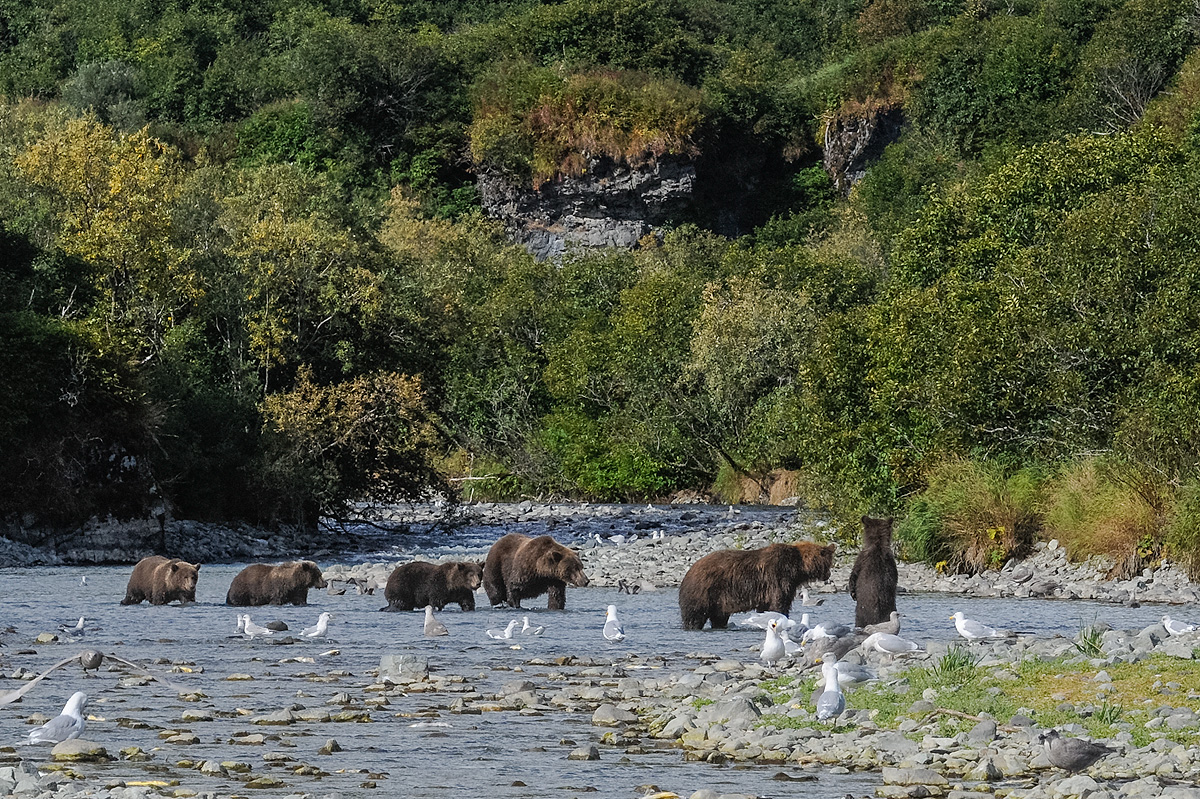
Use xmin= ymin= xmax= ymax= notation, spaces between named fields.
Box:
xmin=1165 ymin=479 xmax=1200 ymax=581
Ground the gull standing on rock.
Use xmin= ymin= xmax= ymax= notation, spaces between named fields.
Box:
xmin=863 ymin=611 xmax=901 ymax=636
xmin=760 ymin=618 xmax=786 ymax=666
xmin=240 ymin=614 xmax=274 ymax=639
xmin=300 ymin=612 xmax=332 ymax=638
xmin=521 ymin=616 xmax=544 ymax=636
xmin=950 ymin=611 xmax=1002 ymax=641
xmin=423 ymin=605 xmax=449 ymax=637
xmin=603 ymin=605 xmax=625 ymax=641
xmin=815 ymin=661 xmax=845 ymax=722
xmin=486 ymin=620 xmax=520 ymax=640
xmin=861 ymin=631 xmax=921 ymax=656
xmin=27 ymin=692 xmax=88 ymax=744
xmin=1039 ymin=729 xmax=1116 ymax=773
xmin=1161 ymin=615 xmax=1198 ymax=636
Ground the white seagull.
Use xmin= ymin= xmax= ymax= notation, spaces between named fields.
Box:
xmin=862 ymin=631 xmax=921 ymax=655
xmin=603 ymin=605 xmax=625 ymax=641
xmin=486 ymin=620 xmax=520 ymax=640
xmin=300 ymin=612 xmax=332 ymax=638
xmin=423 ymin=605 xmax=449 ymax=637
xmin=58 ymin=617 xmax=85 ymax=636
xmin=27 ymin=692 xmax=88 ymax=744
xmin=521 ymin=616 xmax=544 ymax=636
xmin=1162 ymin=615 xmax=1198 ymax=636
xmin=800 ymin=588 xmax=824 ymax=606
xmin=815 ymin=661 xmax=846 ymax=722
xmin=760 ymin=618 xmax=785 ymax=666
xmin=777 ymin=626 xmax=803 ymax=656
xmin=950 ymin=611 xmax=1003 ymax=641
xmin=240 ymin=614 xmax=274 ymax=639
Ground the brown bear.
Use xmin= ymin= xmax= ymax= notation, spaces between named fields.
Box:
xmin=849 ymin=516 xmax=898 ymax=628
xmin=678 ymin=541 xmax=836 ymax=630
xmin=225 ymin=560 xmax=328 ymax=606
xmin=120 ymin=555 xmax=200 ymax=605
xmin=380 ymin=560 xmax=484 ymax=612
xmin=483 ymin=533 xmax=589 ymax=610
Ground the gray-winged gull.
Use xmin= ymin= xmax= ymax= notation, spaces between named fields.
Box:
xmin=423 ymin=605 xmax=449 ymax=637
xmin=1039 ymin=729 xmax=1115 ymax=772
xmin=486 ymin=620 xmax=519 ymax=640
xmin=27 ymin=691 xmax=88 ymax=744
xmin=58 ymin=617 xmax=85 ymax=636
xmin=862 ymin=631 xmax=920 ymax=655
xmin=603 ymin=605 xmax=625 ymax=641
xmin=951 ymin=611 xmax=1002 ymax=641
xmin=760 ymin=618 xmax=785 ymax=665
xmin=815 ymin=662 xmax=845 ymax=721
xmin=240 ymin=614 xmax=274 ymax=639
xmin=778 ymin=626 xmax=802 ymax=656
xmin=300 ymin=612 xmax=331 ymax=638
xmin=863 ymin=611 xmax=901 ymax=636
xmin=521 ymin=616 xmax=544 ymax=636
xmin=1161 ymin=615 xmax=1197 ymax=636
xmin=800 ymin=588 xmax=824 ymax=607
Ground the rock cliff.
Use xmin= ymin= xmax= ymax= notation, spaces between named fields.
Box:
xmin=823 ymin=104 xmax=905 ymax=196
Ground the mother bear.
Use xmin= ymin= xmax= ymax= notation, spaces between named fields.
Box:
xmin=483 ymin=533 xmax=589 ymax=610
xmin=678 ymin=541 xmax=836 ymax=630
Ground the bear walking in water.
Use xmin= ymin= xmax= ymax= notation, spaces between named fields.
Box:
xmin=678 ymin=542 xmax=835 ymax=630
xmin=849 ymin=516 xmax=898 ymax=628
xmin=483 ymin=534 xmax=589 ymax=610
xmin=226 ymin=561 xmax=327 ymax=606
xmin=381 ymin=561 xmax=483 ymax=612
xmin=121 ymin=556 xmax=200 ymax=605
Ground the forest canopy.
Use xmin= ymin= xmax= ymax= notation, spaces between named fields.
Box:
xmin=3 ymin=0 xmax=1200 ymax=576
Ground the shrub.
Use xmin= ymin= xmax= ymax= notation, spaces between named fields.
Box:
xmin=897 ymin=458 xmax=1043 ymax=573
xmin=1163 ymin=478 xmax=1200 ymax=581
xmin=1042 ymin=457 xmax=1165 ymax=579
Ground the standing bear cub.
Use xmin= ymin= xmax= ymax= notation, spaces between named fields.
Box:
xmin=226 ymin=560 xmax=327 ymax=606
xmin=678 ymin=541 xmax=835 ymax=630
xmin=483 ymin=533 xmax=589 ymax=610
xmin=381 ymin=561 xmax=484 ymax=612
xmin=121 ymin=555 xmax=200 ymax=605
xmin=849 ymin=516 xmax=898 ymax=628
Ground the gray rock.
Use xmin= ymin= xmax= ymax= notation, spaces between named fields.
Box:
xmin=882 ymin=767 xmax=948 ymax=786
xmin=967 ymin=719 xmax=997 ymax=745
xmin=379 ymin=654 xmax=428 ymax=682
xmin=566 ymin=745 xmax=600 ymax=761
xmin=592 ymin=704 xmax=637 ymax=726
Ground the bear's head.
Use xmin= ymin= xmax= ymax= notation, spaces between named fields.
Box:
xmin=529 ymin=536 xmax=589 ymax=587
xmin=861 ymin=516 xmax=895 ymax=548
xmin=169 ymin=560 xmax=200 ymax=594
xmin=297 ymin=560 xmax=328 ymax=589
xmin=792 ymin=541 xmax=836 ymax=581
xmin=452 ymin=561 xmax=484 ymax=590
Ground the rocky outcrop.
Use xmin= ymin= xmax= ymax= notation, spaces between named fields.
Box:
xmin=477 ymin=156 xmax=696 ymax=260
xmin=823 ymin=103 xmax=905 ymax=195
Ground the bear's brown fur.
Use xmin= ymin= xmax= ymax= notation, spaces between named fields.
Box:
xmin=381 ymin=560 xmax=483 ymax=612
xmin=225 ymin=560 xmax=327 ymax=606
xmin=678 ymin=541 xmax=835 ymax=630
xmin=483 ymin=533 xmax=589 ymax=610
xmin=849 ymin=516 xmax=897 ymax=628
xmin=121 ymin=555 xmax=200 ymax=606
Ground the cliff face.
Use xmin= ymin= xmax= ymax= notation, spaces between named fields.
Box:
xmin=823 ymin=104 xmax=905 ymax=196
xmin=477 ymin=156 xmax=697 ymax=260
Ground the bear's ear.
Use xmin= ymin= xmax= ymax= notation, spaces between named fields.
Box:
xmin=824 ymin=543 xmax=837 ymax=554
xmin=861 ymin=515 xmax=870 ymax=526
xmin=169 ymin=563 xmax=179 ymax=572
xmin=191 ymin=563 xmax=200 ymax=571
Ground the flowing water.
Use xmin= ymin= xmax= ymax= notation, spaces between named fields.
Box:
xmin=0 ymin=513 xmax=1165 ymax=798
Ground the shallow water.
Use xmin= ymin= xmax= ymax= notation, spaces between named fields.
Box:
xmin=0 ymin=553 xmax=1165 ymax=798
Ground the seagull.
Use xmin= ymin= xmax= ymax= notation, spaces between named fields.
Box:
xmin=603 ymin=605 xmax=625 ymax=641
xmin=739 ymin=611 xmax=793 ymax=631
xmin=1039 ymin=729 xmax=1116 ymax=773
xmin=608 ymin=534 xmax=628 ymax=545
xmin=79 ymin=576 xmax=88 ymax=587
xmin=1161 ymin=615 xmax=1198 ymax=636
xmin=58 ymin=617 xmax=85 ymax=636
xmin=521 ymin=616 xmax=544 ymax=636
xmin=777 ymin=626 xmax=803 ymax=656
xmin=486 ymin=620 xmax=520 ymax=640
xmin=863 ymin=611 xmax=901 ymax=636
xmin=818 ymin=656 xmax=876 ymax=687
xmin=27 ymin=692 xmax=88 ymax=744
xmin=760 ymin=618 xmax=785 ymax=666
xmin=423 ymin=605 xmax=449 ymax=637
xmin=240 ymin=614 xmax=275 ymax=639
xmin=815 ymin=661 xmax=846 ymax=722
xmin=802 ymin=622 xmax=851 ymax=643
xmin=950 ymin=611 xmax=1003 ymax=641
xmin=861 ymin=632 xmax=921 ymax=655
xmin=300 ymin=612 xmax=332 ymax=638
xmin=800 ymin=588 xmax=824 ymax=607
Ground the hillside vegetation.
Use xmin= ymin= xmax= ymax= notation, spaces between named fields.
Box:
xmin=3 ymin=0 xmax=1200 ymax=575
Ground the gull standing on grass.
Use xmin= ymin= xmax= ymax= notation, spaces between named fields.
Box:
xmin=300 ymin=612 xmax=332 ymax=638
xmin=603 ymin=605 xmax=625 ymax=641
xmin=815 ymin=661 xmax=845 ymax=722
xmin=486 ymin=620 xmax=520 ymax=640
xmin=1161 ymin=615 xmax=1198 ymax=636
xmin=951 ymin=611 xmax=1003 ymax=641
xmin=27 ymin=692 xmax=88 ymax=744
xmin=423 ymin=605 xmax=449 ymax=637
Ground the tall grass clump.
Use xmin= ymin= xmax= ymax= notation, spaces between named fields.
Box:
xmin=896 ymin=458 xmax=1043 ymax=573
xmin=1042 ymin=457 xmax=1165 ymax=579
xmin=1164 ymin=478 xmax=1200 ymax=580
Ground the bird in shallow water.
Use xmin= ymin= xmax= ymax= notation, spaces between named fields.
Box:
xmin=1039 ymin=729 xmax=1116 ymax=773
xmin=423 ymin=605 xmax=449 ymax=637
xmin=603 ymin=605 xmax=625 ymax=642
xmin=521 ymin=616 xmax=544 ymax=636
xmin=300 ymin=612 xmax=332 ymax=638
xmin=240 ymin=614 xmax=274 ymax=639
xmin=58 ymin=617 xmax=85 ymax=637
xmin=800 ymin=588 xmax=824 ymax=606
xmin=863 ymin=611 xmax=901 ymax=636
xmin=486 ymin=620 xmax=519 ymax=640
xmin=27 ymin=691 xmax=88 ymax=744
xmin=950 ymin=611 xmax=1003 ymax=641
xmin=814 ymin=660 xmax=845 ymax=722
